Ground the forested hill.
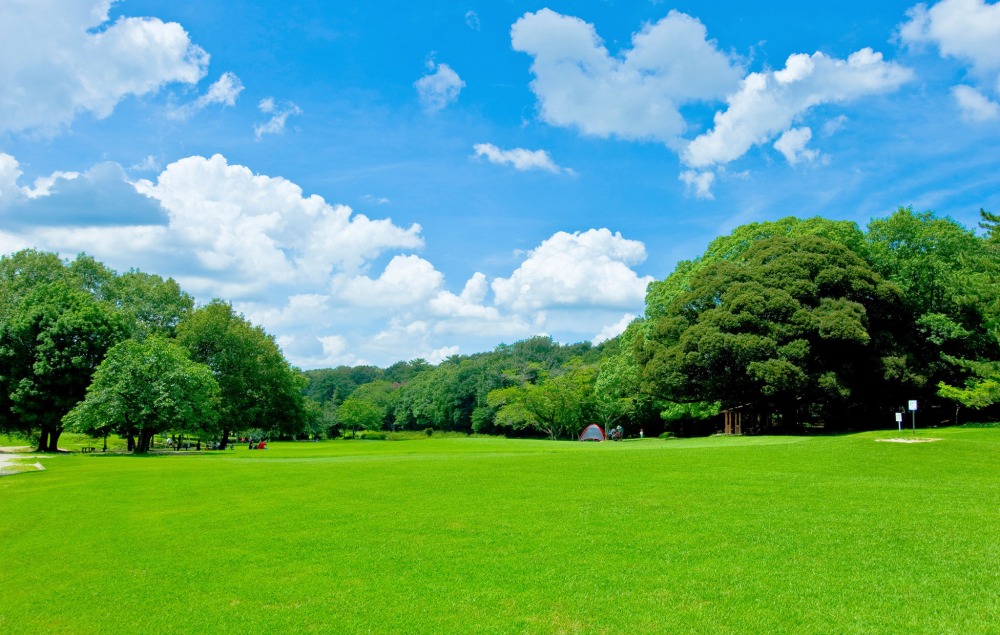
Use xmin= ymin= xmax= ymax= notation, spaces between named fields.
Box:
xmin=304 ymin=207 xmax=1000 ymax=438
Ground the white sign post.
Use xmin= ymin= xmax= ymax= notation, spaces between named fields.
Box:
xmin=895 ymin=411 xmax=903 ymax=432
xmin=908 ymin=400 xmax=918 ymax=433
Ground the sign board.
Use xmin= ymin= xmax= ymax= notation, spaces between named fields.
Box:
xmin=895 ymin=412 xmax=903 ymax=423
xmin=908 ymin=400 xmax=918 ymax=411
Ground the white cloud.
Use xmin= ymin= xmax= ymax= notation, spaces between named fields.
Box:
xmin=821 ymin=114 xmax=849 ymax=137
xmin=167 ymin=72 xmax=244 ymax=120
xmin=773 ymin=127 xmax=820 ymax=166
xmin=0 ymin=151 xmax=657 ymax=368
xmin=593 ymin=314 xmax=636 ymax=345
xmin=426 ymin=346 xmax=460 ymax=364
xmin=492 ymin=229 xmax=654 ymax=311
xmin=414 ymin=61 xmax=465 ymax=112
xmin=473 ymin=143 xmax=570 ymax=174
xmin=899 ymin=0 xmax=1000 ymax=79
xmin=334 ymin=255 xmax=444 ymax=307
xmin=129 ymin=155 xmax=162 ymax=173
xmin=0 ymin=152 xmax=26 ymax=203
xmin=254 ymin=98 xmax=302 ymax=139
xmin=899 ymin=0 xmax=1000 ymax=126
xmin=0 ymin=0 xmax=208 ymax=134
xmin=465 ymin=11 xmax=481 ymax=31
xmin=133 ymin=155 xmax=423 ymax=286
xmin=679 ymin=170 xmax=715 ymax=200
xmin=683 ymin=48 xmax=912 ymax=172
xmin=511 ymin=8 xmax=742 ymax=144
xmin=951 ymin=84 xmax=1000 ymax=121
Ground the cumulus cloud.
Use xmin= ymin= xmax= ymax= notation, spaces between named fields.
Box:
xmin=334 ymin=255 xmax=445 ymax=307
xmin=491 ymin=229 xmax=654 ymax=312
xmin=0 ymin=0 xmax=208 ymax=134
xmin=900 ymin=0 xmax=1000 ymax=121
xmin=511 ymin=8 xmax=742 ymax=144
xmin=414 ymin=61 xmax=465 ymax=112
xmin=593 ymin=314 xmax=636 ymax=345
xmin=773 ymin=127 xmax=820 ymax=166
xmin=0 ymin=150 xmax=655 ymax=367
xmin=951 ymin=84 xmax=1000 ymax=121
xmin=254 ymin=97 xmax=302 ymax=139
xmin=899 ymin=0 xmax=1000 ymax=77
xmin=683 ymin=48 xmax=912 ymax=173
xmin=473 ymin=143 xmax=570 ymax=174
xmin=134 ymin=155 xmax=424 ymax=286
xmin=0 ymin=159 xmax=166 ymax=227
xmin=167 ymin=72 xmax=244 ymax=120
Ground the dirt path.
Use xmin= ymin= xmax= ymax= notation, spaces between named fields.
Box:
xmin=0 ymin=449 xmax=46 ymax=476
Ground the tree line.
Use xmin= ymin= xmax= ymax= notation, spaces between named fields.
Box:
xmin=306 ymin=207 xmax=1000 ymax=438
xmin=1 ymin=207 xmax=997 ymax=449
xmin=0 ymin=251 xmax=308 ymax=452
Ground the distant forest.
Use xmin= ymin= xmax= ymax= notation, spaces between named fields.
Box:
xmin=305 ymin=207 xmax=1000 ymax=438
xmin=2 ymin=207 xmax=998 ymax=451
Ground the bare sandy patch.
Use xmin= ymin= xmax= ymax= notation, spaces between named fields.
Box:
xmin=0 ymin=454 xmax=46 ymax=476
xmin=876 ymin=437 xmax=942 ymax=444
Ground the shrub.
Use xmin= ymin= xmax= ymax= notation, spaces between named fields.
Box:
xmin=424 ymin=428 xmax=434 ymax=437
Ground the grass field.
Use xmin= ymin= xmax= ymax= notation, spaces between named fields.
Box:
xmin=2 ymin=427 xmax=999 ymax=634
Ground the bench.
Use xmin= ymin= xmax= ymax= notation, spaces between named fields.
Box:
xmin=81 ymin=447 xmax=96 ymax=453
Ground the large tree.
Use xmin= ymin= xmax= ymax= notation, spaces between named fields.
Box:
xmin=65 ymin=337 xmax=220 ymax=453
xmin=487 ymin=362 xmax=597 ymax=440
xmin=639 ymin=234 xmax=904 ymax=429
xmin=176 ymin=301 xmax=306 ymax=448
xmin=0 ymin=272 xmax=129 ymax=451
xmin=866 ymin=207 xmax=1000 ymax=411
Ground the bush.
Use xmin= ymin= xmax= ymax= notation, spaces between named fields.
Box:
xmin=424 ymin=428 xmax=434 ymax=437
xmin=359 ymin=431 xmax=387 ymax=440
xmin=659 ymin=431 xmax=675 ymax=439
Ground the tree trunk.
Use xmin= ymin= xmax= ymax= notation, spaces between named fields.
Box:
xmin=134 ymin=430 xmax=153 ymax=454
xmin=219 ymin=427 xmax=231 ymax=450
xmin=46 ymin=428 xmax=62 ymax=452
xmin=36 ymin=429 xmax=49 ymax=453
xmin=127 ymin=434 xmax=135 ymax=451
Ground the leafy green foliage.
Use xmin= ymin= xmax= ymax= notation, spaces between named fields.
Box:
xmin=640 ymin=234 xmax=904 ymax=427
xmin=487 ymin=361 xmax=597 ymax=439
xmin=0 ymin=251 xmax=131 ymax=450
xmin=176 ymin=301 xmax=307 ymax=445
xmin=64 ymin=337 xmax=220 ymax=452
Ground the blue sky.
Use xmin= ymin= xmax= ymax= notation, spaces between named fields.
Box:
xmin=1 ymin=0 xmax=998 ymax=368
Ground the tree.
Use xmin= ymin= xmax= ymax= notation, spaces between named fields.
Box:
xmin=103 ymin=270 xmax=194 ymax=338
xmin=0 ymin=280 xmax=129 ymax=451
xmin=336 ymin=397 xmax=384 ymax=437
xmin=866 ymin=207 xmax=1000 ymax=407
xmin=640 ymin=234 xmax=904 ymax=429
xmin=176 ymin=301 xmax=306 ymax=448
xmin=65 ymin=338 xmax=220 ymax=453
xmin=487 ymin=362 xmax=596 ymax=440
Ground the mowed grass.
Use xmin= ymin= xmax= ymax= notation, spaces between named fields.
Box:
xmin=2 ymin=428 xmax=999 ymax=634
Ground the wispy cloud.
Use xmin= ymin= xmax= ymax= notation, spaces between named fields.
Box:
xmin=473 ymin=143 xmax=572 ymax=174
xmin=168 ymin=72 xmax=244 ymax=120
xmin=254 ymin=97 xmax=302 ymax=140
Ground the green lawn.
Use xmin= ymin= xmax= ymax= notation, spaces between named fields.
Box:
xmin=1 ymin=428 xmax=998 ymax=634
